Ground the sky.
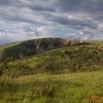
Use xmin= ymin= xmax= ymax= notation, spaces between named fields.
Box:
xmin=0 ymin=0 xmax=103 ymax=44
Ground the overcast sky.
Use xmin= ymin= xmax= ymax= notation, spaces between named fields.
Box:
xmin=0 ymin=0 xmax=103 ymax=44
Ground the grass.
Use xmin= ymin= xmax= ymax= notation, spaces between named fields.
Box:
xmin=1 ymin=39 xmax=103 ymax=103
xmin=85 ymin=40 xmax=103 ymax=47
xmin=0 ymin=71 xmax=103 ymax=103
xmin=3 ymin=44 xmax=103 ymax=76
xmin=0 ymin=42 xmax=20 ymax=60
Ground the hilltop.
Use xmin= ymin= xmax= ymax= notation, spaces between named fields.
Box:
xmin=0 ymin=38 xmax=87 ymax=61
xmin=0 ymin=38 xmax=103 ymax=76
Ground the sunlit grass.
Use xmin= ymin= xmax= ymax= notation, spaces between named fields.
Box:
xmin=0 ymin=71 xmax=103 ymax=103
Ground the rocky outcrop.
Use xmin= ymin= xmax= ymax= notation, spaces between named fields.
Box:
xmin=61 ymin=39 xmax=85 ymax=46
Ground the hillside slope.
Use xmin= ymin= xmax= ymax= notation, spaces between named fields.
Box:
xmin=0 ymin=39 xmax=103 ymax=103
xmin=0 ymin=71 xmax=103 ymax=103
xmin=0 ymin=38 xmax=86 ymax=61
xmin=1 ymin=38 xmax=103 ymax=75
xmin=1 ymin=43 xmax=103 ymax=76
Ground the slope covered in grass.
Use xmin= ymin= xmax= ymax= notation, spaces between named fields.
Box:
xmin=0 ymin=42 xmax=20 ymax=61
xmin=0 ymin=38 xmax=103 ymax=103
xmin=0 ymin=72 xmax=103 ymax=103
xmin=0 ymin=38 xmax=86 ymax=61
xmin=1 ymin=44 xmax=103 ymax=76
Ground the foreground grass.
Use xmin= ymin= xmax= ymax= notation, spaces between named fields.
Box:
xmin=0 ymin=71 xmax=103 ymax=103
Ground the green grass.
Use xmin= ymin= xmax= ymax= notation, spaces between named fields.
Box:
xmin=3 ymin=45 xmax=103 ymax=76
xmin=1 ymin=39 xmax=103 ymax=103
xmin=0 ymin=71 xmax=103 ymax=103
xmin=0 ymin=42 xmax=20 ymax=60
xmin=85 ymin=40 xmax=103 ymax=47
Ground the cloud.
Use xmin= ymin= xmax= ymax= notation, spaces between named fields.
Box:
xmin=0 ymin=0 xmax=103 ymax=44
xmin=47 ymin=14 xmax=98 ymax=30
xmin=55 ymin=0 xmax=103 ymax=14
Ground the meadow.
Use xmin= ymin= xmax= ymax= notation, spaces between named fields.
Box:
xmin=0 ymin=72 xmax=103 ymax=103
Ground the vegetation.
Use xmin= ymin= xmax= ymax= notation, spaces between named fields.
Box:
xmin=1 ymin=45 xmax=103 ymax=76
xmin=0 ymin=72 xmax=103 ymax=103
xmin=0 ymin=38 xmax=103 ymax=103
xmin=0 ymin=38 xmax=86 ymax=61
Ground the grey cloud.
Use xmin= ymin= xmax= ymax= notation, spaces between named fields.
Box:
xmin=29 ymin=5 xmax=55 ymax=12
xmin=28 ymin=0 xmax=56 ymax=12
xmin=55 ymin=0 xmax=103 ymax=14
xmin=46 ymin=14 xmax=98 ymax=30
xmin=0 ymin=0 xmax=56 ymax=12
xmin=0 ymin=0 xmax=13 ymax=5
xmin=0 ymin=0 xmax=103 ymax=44
xmin=1 ymin=0 xmax=103 ymax=15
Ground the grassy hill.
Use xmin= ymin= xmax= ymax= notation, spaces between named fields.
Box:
xmin=0 ymin=41 xmax=22 ymax=61
xmin=0 ymin=38 xmax=103 ymax=103
xmin=0 ymin=38 xmax=87 ymax=61
xmin=0 ymin=38 xmax=103 ymax=75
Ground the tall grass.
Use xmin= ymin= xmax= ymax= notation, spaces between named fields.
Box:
xmin=0 ymin=71 xmax=103 ymax=103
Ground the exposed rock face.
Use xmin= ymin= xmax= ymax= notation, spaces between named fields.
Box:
xmin=61 ymin=39 xmax=84 ymax=45
xmin=80 ymin=40 xmax=83 ymax=43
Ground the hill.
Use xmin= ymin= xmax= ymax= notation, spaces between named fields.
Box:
xmin=0 ymin=38 xmax=103 ymax=76
xmin=0 ymin=38 xmax=86 ymax=61
xmin=0 ymin=38 xmax=103 ymax=103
